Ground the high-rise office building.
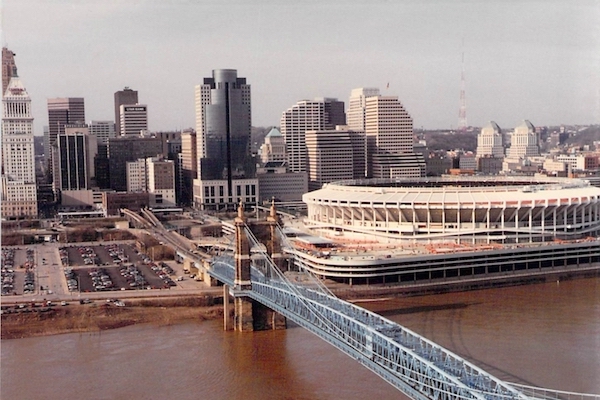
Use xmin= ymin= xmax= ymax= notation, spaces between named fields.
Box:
xmin=476 ymin=121 xmax=504 ymax=158
xmin=507 ymin=120 xmax=539 ymax=159
xmin=2 ymin=47 xmax=17 ymax=95
xmin=126 ymin=157 xmax=175 ymax=207
xmin=126 ymin=159 xmax=147 ymax=192
xmin=47 ymin=98 xmax=85 ymax=144
xmin=195 ymin=69 xmax=252 ymax=179
xmin=147 ymin=157 xmax=176 ymax=207
xmin=47 ymin=97 xmax=85 ymax=191
xmin=347 ymin=88 xmax=380 ymax=131
xmin=57 ymin=125 xmax=97 ymax=191
xmin=114 ymin=87 xmax=138 ymax=135
xmin=180 ymin=129 xmax=197 ymax=206
xmin=89 ymin=121 xmax=114 ymax=190
xmin=280 ymin=98 xmax=346 ymax=173
xmin=181 ymin=129 xmax=197 ymax=174
xmin=107 ymin=136 xmax=162 ymax=191
xmin=89 ymin=120 xmax=115 ymax=146
xmin=119 ymin=104 xmax=148 ymax=136
xmin=193 ymin=69 xmax=257 ymax=209
xmin=363 ymin=93 xmax=424 ymax=179
xmin=1 ymin=56 xmax=38 ymax=218
xmin=365 ymin=96 xmax=414 ymax=155
xmin=305 ymin=127 xmax=365 ymax=191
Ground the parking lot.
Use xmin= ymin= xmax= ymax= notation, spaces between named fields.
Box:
xmin=0 ymin=241 xmax=213 ymax=303
xmin=2 ymin=248 xmax=36 ymax=296
xmin=60 ymin=243 xmax=183 ymax=292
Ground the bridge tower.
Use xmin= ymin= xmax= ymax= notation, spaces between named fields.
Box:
xmin=227 ymin=201 xmax=286 ymax=331
xmin=267 ymin=200 xmax=286 ymax=272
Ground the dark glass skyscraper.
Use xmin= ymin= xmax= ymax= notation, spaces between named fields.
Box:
xmin=195 ymin=69 xmax=253 ymax=202
xmin=47 ymin=98 xmax=85 ymax=192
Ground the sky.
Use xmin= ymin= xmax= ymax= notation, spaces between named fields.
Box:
xmin=2 ymin=0 xmax=600 ymax=135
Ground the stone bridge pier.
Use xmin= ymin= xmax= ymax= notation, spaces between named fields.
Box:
xmin=224 ymin=202 xmax=287 ymax=332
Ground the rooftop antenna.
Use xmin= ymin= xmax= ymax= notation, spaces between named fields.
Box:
xmin=458 ymin=39 xmax=467 ymax=132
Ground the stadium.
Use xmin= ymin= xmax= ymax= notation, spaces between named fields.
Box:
xmin=302 ymin=176 xmax=600 ymax=244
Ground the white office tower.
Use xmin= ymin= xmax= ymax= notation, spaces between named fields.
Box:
xmin=1 ymin=66 xmax=38 ymax=218
xmin=119 ymin=104 xmax=148 ymax=136
xmin=364 ymin=96 xmax=424 ymax=179
xmin=280 ymin=98 xmax=346 ymax=173
xmin=347 ymin=87 xmax=380 ymax=131
xmin=365 ymin=96 xmax=414 ymax=154
xmin=260 ymin=127 xmax=287 ymax=164
xmin=476 ymin=121 xmax=504 ymax=158
xmin=507 ymin=120 xmax=539 ymax=159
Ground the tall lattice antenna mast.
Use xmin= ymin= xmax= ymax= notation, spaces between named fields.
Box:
xmin=458 ymin=43 xmax=467 ymax=132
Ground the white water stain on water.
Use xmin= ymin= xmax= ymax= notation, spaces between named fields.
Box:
xmin=2 ymin=278 xmax=599 ymax=400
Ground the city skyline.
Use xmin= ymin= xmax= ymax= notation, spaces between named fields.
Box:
xmin=2 ymin=1 xmax=599 ymax=134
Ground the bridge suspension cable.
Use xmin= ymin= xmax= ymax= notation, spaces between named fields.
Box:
xmin=206 ymin=220 xmax=599 ymax=400
xmin=240 ymin=225 xmax=528 ymax=400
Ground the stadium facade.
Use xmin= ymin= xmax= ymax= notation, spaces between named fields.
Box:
xmin=303 ymin=176 xmax=600 ymax=244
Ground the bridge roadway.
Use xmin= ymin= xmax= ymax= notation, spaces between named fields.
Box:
xmin=128 ymin=209 xmax=599 ymax=400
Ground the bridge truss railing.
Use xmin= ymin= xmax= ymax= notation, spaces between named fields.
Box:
xmin=206 ymin=223 xmax=597 ymax=400
xmin=244 ymin=226 xmax=528 ymax=400
xmin=506 ymin=384 xmax=600 ymax=400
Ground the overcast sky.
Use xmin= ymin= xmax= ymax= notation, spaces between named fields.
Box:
xmin=2 ymin=0 xmax=599 ymax=134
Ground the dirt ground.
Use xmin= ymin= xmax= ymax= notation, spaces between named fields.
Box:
xmin=1 ymin=296 xmax=223 ymax=340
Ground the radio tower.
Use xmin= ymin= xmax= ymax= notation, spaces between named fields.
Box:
xmin=458 ymin=49 xmax=468 ymax=131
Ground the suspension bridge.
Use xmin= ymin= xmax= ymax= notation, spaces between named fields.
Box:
xmin=125 ymin=206 xmax=600 ymax=400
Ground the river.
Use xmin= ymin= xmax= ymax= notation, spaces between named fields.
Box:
xmin=2 ymin=277 xmax=599 ymax=400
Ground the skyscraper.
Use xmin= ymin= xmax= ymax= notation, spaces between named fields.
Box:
xmin=47 ymin=98 xmax=85 ymax=143
xmin=119 ymin=104 xmax=148 ymax=136
xmin=107 ymin=136 xmax=162 ymax=192
xmin=280 ymin=98 xmax=346 ymax=173
xmin=1 ymin=52 xmax=38 ymax=218
xmin=180 ymin=129 xmax=197 ymax=205
xmin=89 ymin=120 xmax=116 ymax=146
xmin=47 ymin=97 xmax=85 ymax=192
xmin=114 ymin=87 xmax=138 ymax=135
xmin=364 ymin=94 xmax=424 ymax=179
xmin=89 ymin=121 xmax=114 ymax=189
xmin=476 ymin=122 xmax=504 ymax=158
xmin=193 ymin=69 xmax=257 ymax=209
xmin=507 ymin=120 xmax=539 ymax=159
xmin=347 ymin=87 xmax=380 ymax=131
xmin=305 ymin=127 xmax=365 ymax=191
xmin=365 ymin=96 xmax=414 ymax=155
xmin=57 ymin=125 xmax=97 ymax=191
xmin=2 ymin=47 xmax=17 ymax=95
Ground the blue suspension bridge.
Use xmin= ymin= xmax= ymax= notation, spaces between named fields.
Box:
xmin=125 ymin=207 xmax=599 ymax=400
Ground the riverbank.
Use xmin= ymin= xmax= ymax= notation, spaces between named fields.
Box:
xmin=1 ymin=296 xmax=223 ymax=340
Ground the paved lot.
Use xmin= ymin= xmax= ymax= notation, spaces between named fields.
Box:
xmin=1 ymin=242 xmax=217 ymax=304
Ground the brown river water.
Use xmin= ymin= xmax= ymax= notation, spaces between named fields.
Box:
xmin=2 ymin=277 xmax=599 ymax=400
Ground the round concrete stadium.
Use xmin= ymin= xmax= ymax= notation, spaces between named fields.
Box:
xmin=302 ymin=176 xmax=600 ymax=244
